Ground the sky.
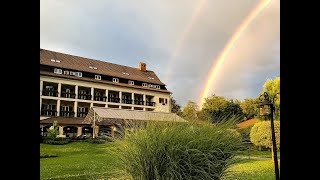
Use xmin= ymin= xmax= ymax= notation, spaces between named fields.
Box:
xmin=40 ymin=0 xmax=280 ymax=107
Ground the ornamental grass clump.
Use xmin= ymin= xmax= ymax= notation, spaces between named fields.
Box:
xmin=115 ymin=119 xmax=243 ymax=180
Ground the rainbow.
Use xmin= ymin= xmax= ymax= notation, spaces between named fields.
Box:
xmin=164 ymin=0 xmax=208 ymax=83
xmin=198 ymin=0 xmax=271 ymax=108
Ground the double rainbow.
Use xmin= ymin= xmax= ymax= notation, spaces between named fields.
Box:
xmin=197 ymin=0 xmax=272 ymax=107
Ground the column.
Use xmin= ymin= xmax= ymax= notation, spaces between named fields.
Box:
xmin=111 ymin=125 xmax=115 ymax=137
xmin=56 ymin=100 xmax=60 ymax=116
xmin=40 ymin=98 xmax=42 ymax=115
xmin=58 ymin=83 xmax=61 ymax=97
xmin=40 ymin=80 xmax=43 ymax=96
xmin=91 ymin=87 xmax=94 ymax=101
xmin=77 ymin=127 xmax=82 ymax=137
xmin=143 ymin=94 xmax=146 ymax=111
xmin=119 ymin=91 xmax=122 ymax=103
xmin=74 ymin=101 xmax=78 ymax=117
xmin=90 ymin=103 xmax=93 ymax=108
xmin=105 ymin=89 xmax=108 ymax=102
xmin=131 ymin=93 xmax=135 ymax=110
xmin=95 ymin=126 xmax=99 ymax=137
xmin=75 ymin=85 xmax=78 ymax=99
xmin=58 ymin=126 xmax=65 ymax=138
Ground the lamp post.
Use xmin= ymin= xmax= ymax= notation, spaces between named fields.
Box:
xmin=258 ymin=92 xmax=280 ymax=180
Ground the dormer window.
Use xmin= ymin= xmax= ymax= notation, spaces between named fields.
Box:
xmin=148 ymin=77 xmax=155 ymax=80
xmin=156 ymin=85 xmax=160 ymax=89
xmin=51 ymin=59 xmax=60 ymax=63
xmin=64 ymin=71 xmax=69 ymax=75
xmin=128 ymin=80 xmax=134 ymax=85
xmin=89 ymin=66 xmax=97 ymax=70
xmin=122 ymin=72 xmax=129 ymax=75
xmin=75 ymin=72 xmax=82 ymax=77
xmin=54 ymin=68 xmax=62 ymax=74
xmin=113 ymin=78 xmax=119 ymax=83
xmin=95 ymin=75 xmax=101 ymax=80
xmin=142 ymin=83 xmax=148 ymax=87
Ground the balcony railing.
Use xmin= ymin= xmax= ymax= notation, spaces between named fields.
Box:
xmin=77 ymin=112 xmax=88 ymax=118
xmin=42 ymin=89 xmax=58 ymax=97
xmin=60 ymin=111 xmax=75 ymax=117
xmin=122 ymin=99 xmax=133 ymax=104
xmin=78 ymin=94 xmax=92 ymax=100
xmin=146 ymin=101 xmax=156 ymax=107
xmin=94 ymin=95 xmax=107 ymax=102
xmin=41 ymin=109 xmax=57 ymax=116
xmin=134 ymin=100 xmax=144 ymax=105
xmin=108 ymin=97 xmax=120 ymax=103
xmin=61 ymin=92 xmax=76 ymax=99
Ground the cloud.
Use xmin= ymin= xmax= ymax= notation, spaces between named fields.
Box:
xmin=41 ymin=0 xmax=279 ymax=107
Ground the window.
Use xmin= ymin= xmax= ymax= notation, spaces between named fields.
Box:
xmin=113 ymin=78 xmax=119 ymax=83
xmin=142 ymin=83 xmax=148 ymax=87
xmin=156 ymin=85 xmax=160 ymax=89
xmin=54 ymin=68 xmax=62 ymax=74
xmin=75 ymin=72 xmax=82 ymax=77
xmin=70 ymin=71 xmax=76 ymax=75
xmin=122 ymin=72 xmax=129 ymax=75
xmin=95 ymin=75 xmax=101 ymax=80
xmin=159 ymin=98 xmax=164 ymax=103
xmin=61 ymin=106 xmax=70 ymax=111
xmin=64 ymin=71 xmax=69 ymax=75
xmin=89 ymin=66 xmax=97 ymax=70
xmin=148 ymin=77 xmax=155 ymax=80
xmin=51 ymin=59 xmax=60 ymax=63
xmin=128 ymin=80 xmax=134 ymax=85
xmin=45 ymin=86 xmax=53 ymax=90
xmin=165 ymin=98 xmax=168 ymax=104
xmin=65 ymin=89 xmax=71 ymax=93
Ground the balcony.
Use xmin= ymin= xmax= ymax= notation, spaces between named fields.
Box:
xmin=41 ymin=109 xmax=57 ymax=116
xmin=108 ymin=97 xmax=120 ymax=103
xmin=77 ymin=112 xmax=88 ymax=118
xmin=94 ymin=95 xmax=107 ymax=102
xmin=134 ymin=100 xmax=144 ymax=106
xmin=78 ymin=94 xmax=92 ymax=100
xmin=60 ymin=111 xmax=75 ymax=117
xmin=42 ymin=89 xmax=58 ymax=97
xmin=122 ymin=99 xmax=133 ymax=104
xmin=61 ymin=92 xmax=76 ymax=99
xmin=146 ymin=101 xmax=156 ymax=107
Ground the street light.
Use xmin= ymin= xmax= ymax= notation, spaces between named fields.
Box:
xmin=258 ymin=92 xmax=280 ymax=180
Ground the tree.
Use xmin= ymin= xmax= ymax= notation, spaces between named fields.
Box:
xmin=201 ymin=95 xmax=244 ymax=123
xmin=250 ymin=121 xmax=280 ymax=150
xmin=182 ymin=101 xmax=199 ymax=120
xmin=170 ymin=97 xmax=181 ymax=115
xmin=261 ymin=77 xmax=280 ymax=120
xmin=47 ymin=121 xmax=59 ymax=139
xmin=240 ymin=98 xmax=260 ymax=120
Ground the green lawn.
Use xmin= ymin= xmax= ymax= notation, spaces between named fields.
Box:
xmin=226 ymin=159 xmax=280 ymax=180
xmin=40 ymin=142 xmax=124 ymax=180
xmin=41 ymin=142 xmax=279 ymax=180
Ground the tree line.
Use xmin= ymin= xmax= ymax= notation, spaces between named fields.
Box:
xmin=171 ymin=76 xmax=280 ymax=123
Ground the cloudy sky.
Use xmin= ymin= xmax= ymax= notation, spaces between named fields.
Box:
xmin=40 ymin=0 xmax=279 ymax=107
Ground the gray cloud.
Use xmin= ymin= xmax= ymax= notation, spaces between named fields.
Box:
xmin=41 ymin=0 xmax=279 ymax=107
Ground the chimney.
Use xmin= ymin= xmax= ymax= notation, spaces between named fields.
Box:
xmin=138 ymin=62 xmax=146 ymax=71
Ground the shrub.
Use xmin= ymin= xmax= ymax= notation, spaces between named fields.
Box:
xmin=250 ymin=121 xmax=280 ymax=149
xmin=47 ymin=121 xmax=59 ymax=138
xmin=115 ymin=120 xmax=243 ymax=180
xmin=87 ymin=138 xmax=106 ymax=144
xmin=43 ymin=137 xmax=71 ymax=145
xmin=237 ymin=125 xmax=254 ymax=142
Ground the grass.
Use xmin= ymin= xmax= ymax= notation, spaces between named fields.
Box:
xmin=237 ymin=149 xmax=280 ymax=159
xmin=40 ymin=142 xmax=125 ymax=180
xmin=41 ymin=142 xmax=279 ymax=179
xmin=226 ymin=159 xmax=280 ymax=180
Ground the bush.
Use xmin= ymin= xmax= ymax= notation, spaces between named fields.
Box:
xmin=87 ymin=138 xmax=106 ymax=144
xmin=250 ymin=121 xmax=280 ymax=149
xmin=43 ymin=137 xmax=71 ymax=145
xmin=115 ymin=120 xmax=243 ymax=180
